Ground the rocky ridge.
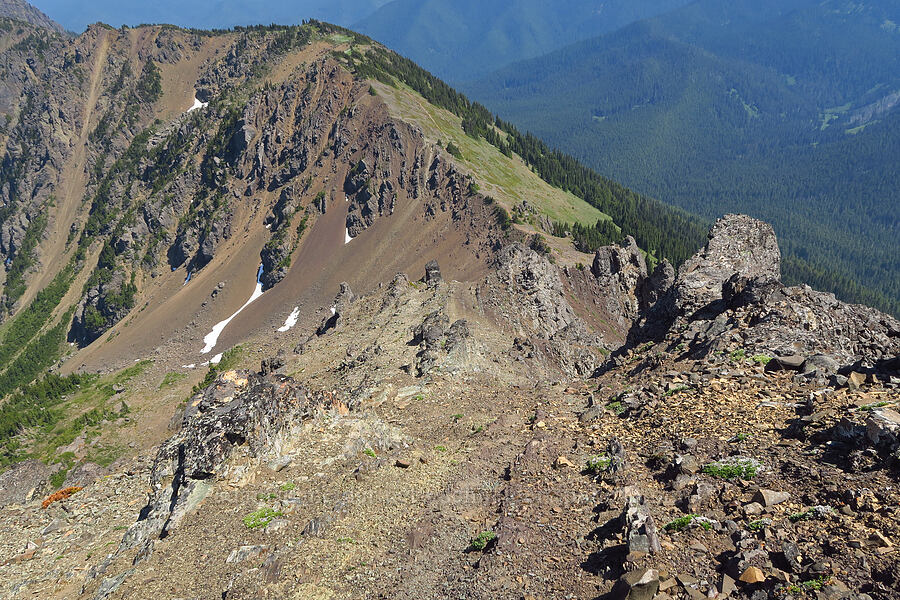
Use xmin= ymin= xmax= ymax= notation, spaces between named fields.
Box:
xmin=2 ymin=213 xmax=895 ymax=599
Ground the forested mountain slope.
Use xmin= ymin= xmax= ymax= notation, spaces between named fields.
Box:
xmin=468 ymin=0 xmax=900 ymax=315
xmin=355 ymin=0 xmax=693 ymax=82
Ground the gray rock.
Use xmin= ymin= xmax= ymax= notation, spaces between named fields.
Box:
xmin=623 ymin=495 xmax=661 ymax=557
xmin=866 ymin=408 xmax=900 ymax=448
xmin=302 ymin=516 xmax=330 ymax=537
xmin=674 ymin=214 xmax=780 ymax=316
xmin=424 ymin=259 xmax=442 ymax=286
xmin=119 ymin=372 xmax=325 ymax=555
xmin=268 ymin=456 xmax=292 ymax=472
xmin=800 ymin=354 xmax=840 ymax=375
xmin=614 ymin=568 xmax=660 ymax=600
xmin=753 ymin=489 xmax=791 ymax=508
xmin=93 ymin=569 xmax=134 ymax=600
xmin=770 ymin=355 xmax=805 ymax=371
xmin=226 ymin=545 xmax=269 ymax=564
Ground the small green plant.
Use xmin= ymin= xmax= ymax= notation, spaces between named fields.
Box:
xmin=731 ymin=433 xmax=751 ymax=442
xmin=859 ymin=401 xmax=891 ymax=411
xmin=243 ymin=507 xmax=282 ymax=529
xmin=256 ymin=492 xmax=276 ymax=500
xmin=665 ymin=385 xmax=690 ymax=397
xmin=451 ymin=413 xmax=464 ymax=423
xmin=702 ymin=457 xmax=760 ymax=479
xmin=470 ymin=530 xmax=496 ymax=551
xmin=730 ymin=349 xmax=747 ymax=362
xmin=364 ymin=448 xmax=376 ymax=458
xmin=279 ymin=482 xmax=296 ymax=491
xmin=606 ymin=400 xmax=625 ymax=416
xmin=337 ymin=536 xmax=356 ymax=544
xmin=435 ymin=445 xmax=447 ymax=452
xmin=665 ymin=514 xmax=703 ymax=532
xmin=584 ymin=455 xmax=611 ymax=474
xmin=802 ymin=576 xmax=831 ymax=591
xmin=159 ymin=371 xmax=187 ymax=389
xmin=751 ymin=354 xmax=772 ymax=365
xmin=368 ymin=85 xmax=377 ymax=96
xmin=747 ymin=518 xmax=771 ymax=531
xmin=789 ymin=505 xmax=834 ymax=522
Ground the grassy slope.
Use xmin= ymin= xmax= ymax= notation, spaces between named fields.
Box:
xmin=372 ymin=80 xmax=609 ymax=227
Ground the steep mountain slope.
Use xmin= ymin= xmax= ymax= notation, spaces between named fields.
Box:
xmin=355 ymin=0 xmax=693 ymax=82
xmin=0 ymin=19 xmax=709 ymax=476
xmin=468 ymin=0 xmax=900 ymax=316
xmin=31 ymin=0 xmax=391 ymax=33
xmin=0 ymin=0 xmax=63 ymax=33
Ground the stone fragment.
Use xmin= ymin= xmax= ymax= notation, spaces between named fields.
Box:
xmin=623 ymin=495 xmax=661 ymax=557
xmin=800 ymin=354 xmax=839 ymax=375
xmin=753 ymin=489 xmax=790 ymax=508
xmin=866 ymin=408 xmax=900 ymax=447
xmin=848 ymin=371 xmax=866 ymax=390
xmin=268 ymin=456 xmax=292 ymax=472
xmin=770 ymin=355 xmax=805 ymax=371
xmin=554 ymin=455 xmax=575 ymax=469
xmin=739 ymin=566 xmax=765 ymax=584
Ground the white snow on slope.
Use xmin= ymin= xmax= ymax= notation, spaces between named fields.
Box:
xmin=345 ymin=228 xmax=352 ymax=244
xmin=187 ymin=96 xmax=208 ymax=113
xmin=201 ymin=281 xmax=264 ymax=354
xmin=277 ymin=307 xmax=300 ymax=332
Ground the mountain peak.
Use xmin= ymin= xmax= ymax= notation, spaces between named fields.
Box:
xmin=0 ymin=0 xmax=65 ymax=34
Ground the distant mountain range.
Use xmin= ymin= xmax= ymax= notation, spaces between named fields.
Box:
xmin=467 ymin=0 xmax=900 ymax=315
xmin=354 ymin=0 xmax=694 ymax=81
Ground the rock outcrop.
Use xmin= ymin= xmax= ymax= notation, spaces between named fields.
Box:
xmin=120 ymin=370 xmax=325 ymax=557
xmin=637 ymin=214 xmax=900 ymax=371
xmin=672 ymin=214 xmax=781 ymax=318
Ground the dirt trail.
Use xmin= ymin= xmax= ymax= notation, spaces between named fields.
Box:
xmin=19 ymin=31 xmax=110 ymax=308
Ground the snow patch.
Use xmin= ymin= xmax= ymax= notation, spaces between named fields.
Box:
xmin=200 ymin=265 xmax=265 ymax=354
xmin=265 ymin=223 xmax=272 ymax=229
xmin=277 ymin=307 xmax=300 ymax=332
xmin=187 ymin=96 xmax=208 ymax=113
xmin=344 ymin=228 xmax=352 ymax=244
xmin=182 ymin=364 xmax=196 ymax=370
xmin=330 ymin=306 xmax=336 ymax=316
